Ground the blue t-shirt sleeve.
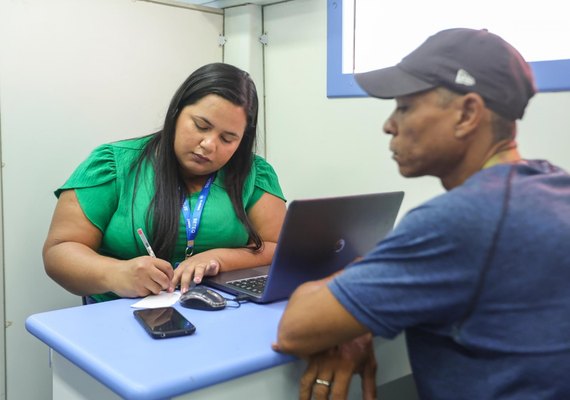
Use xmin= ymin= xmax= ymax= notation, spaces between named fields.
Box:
xmin=329 ymin=199 xmax=491 ymax=339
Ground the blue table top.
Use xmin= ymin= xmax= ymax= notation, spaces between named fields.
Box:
xmin=25 ymin=297 xmax=296 ymax=400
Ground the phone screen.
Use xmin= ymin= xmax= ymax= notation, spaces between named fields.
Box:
xmin=134 ymin=307 xmax=196 ymax=339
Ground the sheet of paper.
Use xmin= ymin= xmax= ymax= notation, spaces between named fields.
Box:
xmin=131 ymin=291 xmax=181 ymax=309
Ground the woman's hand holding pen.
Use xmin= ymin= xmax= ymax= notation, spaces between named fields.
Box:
xmin=172 ymin=253 xmax=221 ymax=293
xmin=109 ymin=256 xmax=175 ymax=298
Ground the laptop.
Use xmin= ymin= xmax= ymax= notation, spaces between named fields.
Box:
xmin=203 ymin=191 xmax=404 ymax=303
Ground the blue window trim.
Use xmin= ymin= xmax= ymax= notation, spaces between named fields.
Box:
xmin=327 ymin=0 xmax=570 ymax=98
xmin=327 ymin=0 xmax=366 ymax=98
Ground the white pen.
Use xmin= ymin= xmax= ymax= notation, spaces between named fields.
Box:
xmin=136 ymin=228 xmax=156 ymax=257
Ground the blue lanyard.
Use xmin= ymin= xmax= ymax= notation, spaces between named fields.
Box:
xmin=181 ymin=174 xmax=215 ymax=258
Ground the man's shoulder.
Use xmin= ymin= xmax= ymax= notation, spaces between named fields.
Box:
xmin=401 ymin=186 xmax=493 ymax=233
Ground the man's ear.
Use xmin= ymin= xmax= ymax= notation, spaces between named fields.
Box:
xmin=454 ymin=93 xmax=486 ymax=139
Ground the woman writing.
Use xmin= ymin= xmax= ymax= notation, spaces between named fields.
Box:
xmin=43 ymin=63 xmax=287 ymax=303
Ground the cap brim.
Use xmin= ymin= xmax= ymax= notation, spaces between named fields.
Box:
xmin=355 ymin=66 xmax=435 ymax=99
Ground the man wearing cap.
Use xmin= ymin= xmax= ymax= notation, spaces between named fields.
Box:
xmin=273 ymin=28 xmax=570 ymax=399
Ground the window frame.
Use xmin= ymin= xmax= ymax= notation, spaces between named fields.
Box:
xmin=327 ymin=0 xmax=570 ymax=98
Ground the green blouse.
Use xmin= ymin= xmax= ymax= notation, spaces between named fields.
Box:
xmin=56 ymin=135 xmax=285 ymax=301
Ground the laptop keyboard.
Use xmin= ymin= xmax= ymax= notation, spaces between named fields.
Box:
xmin=227 ymin=275 xmax=268 ymax=295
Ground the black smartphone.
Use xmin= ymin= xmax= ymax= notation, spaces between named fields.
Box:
xmin=133 ymin=306 xmax=196 ymax=339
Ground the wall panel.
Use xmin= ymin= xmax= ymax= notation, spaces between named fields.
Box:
xmin=0 ymin=1 xmax=222 ymax=397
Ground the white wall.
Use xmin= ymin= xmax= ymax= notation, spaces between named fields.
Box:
xmin=223 ymin=4 xmax=266 ymax=156
xmin=0 ymin=119 xmax=4 ymax=399
xmin=0 ymin=0 xmax=222 ymax=398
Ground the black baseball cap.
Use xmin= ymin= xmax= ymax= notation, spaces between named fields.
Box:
xmin=354 ymin=28 xmax=536 ymax=120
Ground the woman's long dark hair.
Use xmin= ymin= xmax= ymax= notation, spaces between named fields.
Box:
xmin=135 ymin=63 xmax=262 ymax=260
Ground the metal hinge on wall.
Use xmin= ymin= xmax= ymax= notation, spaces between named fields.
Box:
xmin=218 ymin=33 xmax=268 ymax=47
xmin=259 ymin=33 xmax=269 ymax=46
xmin=218 ymin=34 xmax=227 ymax=47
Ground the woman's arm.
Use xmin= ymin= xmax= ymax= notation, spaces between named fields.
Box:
xmin=173 ymin=191 xmax=286 ymax=293
xmin=43 ymin=190 xmax=174 ymax=297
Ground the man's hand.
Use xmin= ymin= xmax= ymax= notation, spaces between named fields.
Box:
xmin=299 ymin=333 xmax=377 ymax=400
